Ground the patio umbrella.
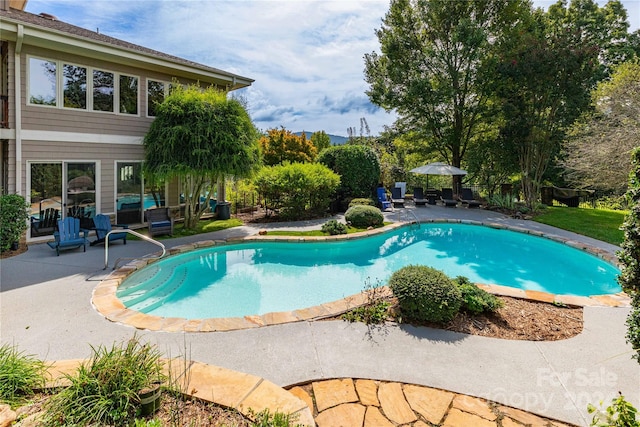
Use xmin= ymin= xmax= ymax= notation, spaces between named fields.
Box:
xmin=409 ymin=162 xmax=467 ymax=189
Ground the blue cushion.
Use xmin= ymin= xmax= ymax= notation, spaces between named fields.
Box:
xmin=151 ymin=220 xmax=171 ymax=228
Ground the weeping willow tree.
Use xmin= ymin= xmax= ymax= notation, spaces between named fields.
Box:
xmin=143 ymin=85 xmax=260 ymax=229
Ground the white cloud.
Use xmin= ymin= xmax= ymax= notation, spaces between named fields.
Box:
xmin=25 ymin=0 xmax=640 ymax=136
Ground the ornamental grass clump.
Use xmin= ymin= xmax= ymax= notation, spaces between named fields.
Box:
xmin=388 ymin=265 xmax=462 ymax=323
xmin=0 ymin=343 xmax=48 ymax=406
xmin=44 ymin=336 xmax=166 ymax=426
xmin=345 ymin=205 xmax=384 ymax=228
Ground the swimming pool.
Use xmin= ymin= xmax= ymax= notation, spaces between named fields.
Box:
xmin=116 ymin=223 xmax=621 ymax=319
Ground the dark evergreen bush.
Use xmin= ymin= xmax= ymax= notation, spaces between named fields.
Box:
xmin=317 ymin=145 xmax=381 ymax=203
xmin=455 ymin=276 xmax=504 ymax=314
xmin=388 ymin=265 xmax=462 ymax=323
xmin=344 ymin=205 xmax=384 ymax=228
xmin=0 ymin=194 xmax=29 ymax=252
xmin=618 ymin=147 xmax=640 ymax=362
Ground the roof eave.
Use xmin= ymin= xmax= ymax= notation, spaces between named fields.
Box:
xmin=0 ymin=17 xmax=254 ymax=90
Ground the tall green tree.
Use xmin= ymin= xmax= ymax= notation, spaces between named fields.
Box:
xmin=143 ymin=85 xmax=260 ymax=229
xmin=546 ymin=0 xmax=633 ymax=78
xmin=493 ymin=7 xmax=601 ymax=208
xmin=364 ymin=0 xmax=527 ymax=192
xmin=310 ymin=131 xmax=331 ymax=155
xmin=563 ymin=61 xmax=640 ymax=194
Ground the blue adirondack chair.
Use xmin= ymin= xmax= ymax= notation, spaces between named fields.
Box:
xmin=47 ymin=217 xmax=88 ymax=256
xmin=377 ymin=187 xmax=392 ymax=211
xmin=91 ymin=214 xmax=128 ymax=246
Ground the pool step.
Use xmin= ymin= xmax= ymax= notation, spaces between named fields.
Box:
xmin=117 ymin=263 xmax=181 ymax=302
xmin=118 ymin=267 xmax=187 ymax=311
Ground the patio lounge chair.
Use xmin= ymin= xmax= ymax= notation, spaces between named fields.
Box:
xmin=146 ymin=207 xmax=174 ymax=237
xmin=440 ymin=188 xmax=458 ymax=207
xmin=91 ymin=214 xmax=128 ymax=246
xmin=460 ymin=188 xmax=482 ymax=208
xmin=30 ymin=207 xmax=59 ymax=236
xmin=47 ymin=217 xmax=88 ymax=256
xmin=391 ymin=187 xmax=405 ymax=208
xmin=413 ymin=187 xmax=428 ymax=206
xmin=376 ymin=187 xmax=392 ymax=211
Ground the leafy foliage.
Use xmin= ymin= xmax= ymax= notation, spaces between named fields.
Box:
xmin=364 ymin=0 xmax=526 ymax=190
xmin=344 ymin=205 xmax=384 ymax=228
xmin=0 ymin=343 xmax=47 ymax=407
xmin=618 ymin=147 xmax=640 ymax=362
xmin=348 ymin=198 xmax=376 ymax=208
xmin=342 ymin=279 xmax=391 ymax=325
xmin=44 ymin=336 xmax=165 ymax=426
xmin=493 ymin=7 xmax=601 ymax=208
xmin=321 ymin=219 xmax=348 ymax=235
xmin=310 ymin=131 xmax=331 ymax=155
xmin=143 ymin=84 xmax=260 ymax=229
xmin=563 ymin=61 xmax=640 ymax=194
xmin=0 ymin=194 xmax=29 ymax=252
xmin=259 ymin=127 xmax=317 ymax=166
xmin=248 ymin=408 xmax=304 ymax=427
xmin=454 ymin=276 xmax=504 ymax=314
xmin=317 ymin=145 xmax=381 ymax=203
xmin=388 ymin=265 xmax=462 ymax=323
xmin=253 ymin=163 xmax=340 ymax=220
xmin=588 ymin=392 xmax=639 ymax=427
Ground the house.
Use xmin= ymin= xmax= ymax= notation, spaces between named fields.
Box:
xmin=0 ymin=0 xmax=253 ymax=240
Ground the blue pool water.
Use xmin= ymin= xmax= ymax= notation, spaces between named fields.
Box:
xmin=117 ymin=224 xmax=621 ymax=319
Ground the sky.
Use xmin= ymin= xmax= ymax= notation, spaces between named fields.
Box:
xmin=24 ymin=0 xmax=640 ymax=137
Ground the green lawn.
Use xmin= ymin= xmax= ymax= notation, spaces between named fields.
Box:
xmin=266 ymin=223 xmax=390 ymax=237
xmin=533 ymin=207 xmax=627 ymax=246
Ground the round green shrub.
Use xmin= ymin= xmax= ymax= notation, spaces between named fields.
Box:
xmin=348 ymin=198 xmax=376 ymax=208
xmin=344 ymin=205 xmax=384 ymax=228
xmin=321 ymin=219 xmax=348 ymax=235
xmin=388 ymin=265 xmax=462 ymax=323
xmin=454 ymin=276 xmax=504 ymax=314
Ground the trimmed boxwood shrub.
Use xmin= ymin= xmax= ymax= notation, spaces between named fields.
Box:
xmin=455 ymin=276 xmax=504 ymax=314
xmin=388 ymin=265 xmax=462 ymax=323
xmin=344 ymin=205 xmax=384 ymax=228
xmin=348 ymin=198 xmax=376 ymax=208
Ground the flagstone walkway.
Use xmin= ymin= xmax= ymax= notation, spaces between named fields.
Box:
xmin=291 ymin=378 xmax=575 ymax=427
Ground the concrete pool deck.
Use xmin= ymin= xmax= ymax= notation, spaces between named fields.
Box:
xmin=1 ymin=204 xmax=638 ymax=426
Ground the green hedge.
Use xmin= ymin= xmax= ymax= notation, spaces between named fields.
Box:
xmin=0 ymin=194 xmax=29 ymax=252
xmin=317 ymin=145 xmax=381 ymax=203
xmin=253 ymin=162 xmax=340 ymax=220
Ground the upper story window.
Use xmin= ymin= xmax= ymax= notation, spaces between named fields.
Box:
xmin=27 ymin=56 xmax=140 ymax=116
xmin=28 ymin=58 xmax=56 ymax=106
xmin=119 ymin=75 xmax=138 ymax=115
xmin=147 ymin=79 xmax=167 ymax=117
xmin=147 ymin=80 xmax=184 ymax=117
xmin=63 ymin=63 xmax=87 ymax=109
xmin=93 ymin=70 xmax=114 ymax=112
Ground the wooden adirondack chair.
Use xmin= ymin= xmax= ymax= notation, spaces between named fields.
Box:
xmin=47 ymin=217 xmax=88 ymax=256
xmin=90 ymin=214 xmax=128 ymax=246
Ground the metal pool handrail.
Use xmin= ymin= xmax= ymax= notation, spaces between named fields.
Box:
xmin=103 ymin=229 xmax=166 ymax=270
